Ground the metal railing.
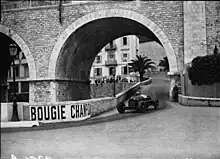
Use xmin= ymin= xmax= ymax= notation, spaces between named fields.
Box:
xmin=105 ymin=59 xmax=117 ymax=66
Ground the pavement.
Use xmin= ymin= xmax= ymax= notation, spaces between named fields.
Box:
xmin=1 ymin=101 xmax=220 ymax=159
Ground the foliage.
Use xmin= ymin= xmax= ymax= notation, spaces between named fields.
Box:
xmin=128 ymin=55 xmax=156 ymax=81
xmin=158 ymin=56 xmax=169 ymax=72
xmin=187 ymin=54 xmax=220 ymax=85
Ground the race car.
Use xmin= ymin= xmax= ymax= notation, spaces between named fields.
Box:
xmin=117 ymin=91 xmax=159 ymax=114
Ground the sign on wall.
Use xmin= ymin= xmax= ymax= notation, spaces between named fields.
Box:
xmin=30 ymin=103 xmax=91 ymax=123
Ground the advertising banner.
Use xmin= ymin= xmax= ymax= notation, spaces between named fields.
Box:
xmin=29 ymin=103 xmax=91 ymax=123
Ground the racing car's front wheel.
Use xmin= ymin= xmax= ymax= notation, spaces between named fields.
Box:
xmin=137 ymin=101 xmax=147 ymax=113
xmin=117 ymin=102 xmax=126 ymax=114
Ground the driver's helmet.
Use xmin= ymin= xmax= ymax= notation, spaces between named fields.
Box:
xmin=136 ymin=91 xmax=141 ymax=96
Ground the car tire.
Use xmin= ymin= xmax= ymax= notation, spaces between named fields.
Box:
xmin=137 ymin=100 xmax=147 ymax=113
xmin=117 ymin=102 xmax=125 ymax=114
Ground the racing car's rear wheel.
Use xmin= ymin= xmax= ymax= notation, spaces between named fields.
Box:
xmin=137 ymin=101 xmax=147 ymax=113
xmin=117 ymin=102 xmax=126 ymax=114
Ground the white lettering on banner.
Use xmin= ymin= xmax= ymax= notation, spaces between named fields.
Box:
xmin=29 ymin=103 xmax=91 ymax=122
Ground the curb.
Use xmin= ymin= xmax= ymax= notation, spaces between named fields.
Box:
xmin=178 ymin=94 xmax=220 ymax=107
xmin=1 ymin=121 xmax=40 ymax=128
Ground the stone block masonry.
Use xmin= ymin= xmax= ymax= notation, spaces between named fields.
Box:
xmin=1 ymin=1 xmax=184 ymax=78
xmin=1 ymin=1 xmax=218 ymax=103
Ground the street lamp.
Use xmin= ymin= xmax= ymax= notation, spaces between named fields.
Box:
xmin=112 ymin=67 xmax=116 ymax=97
xmin=9 ymin=43 xmax=20 ymax=121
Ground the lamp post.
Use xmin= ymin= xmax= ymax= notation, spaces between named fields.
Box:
xmin=112 ymin=67 xmax=116 ymax=97
xmin=9 ymin=43 xmax=20 ymax=121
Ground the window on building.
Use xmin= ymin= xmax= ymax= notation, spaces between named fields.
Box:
xmin=123 ymin=53 xmax=128 ymax=58
xmin=121 ymin=66 xmax=128 ymax=74
xmin=109 ymin=67 xmax=115 ymax=76
xmin=122 ymin=53 xmax=128 ymax=62
xmin=129 ymin=67 xmax=134 ymax=73
xmin=123 ymin=37 xmax=127 ymax=45
xmin=8 ymin=82 xmax=19 ymax=93
xmin=24 ymin=64 xmax=29 ymax=78
xmin=96 ymin=55 xmax=102 ymax=63
xmin=8 ymin=67 xmax=12 ymax=78
xmin=21 ymin=82 xmax=29 ymax=93
xmin=94 ymin=68 xmax=102 ymax=76
xmin=109 ymin=54 xmax=115 ymax=59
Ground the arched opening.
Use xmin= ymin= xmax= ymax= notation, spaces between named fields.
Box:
xmin=0 ymin=33 xmax=29 ymax=102
xmin=48 ymin=9 xmax=178 ymax=101
xmin=0 ymin=25 xmax=36 ymax=103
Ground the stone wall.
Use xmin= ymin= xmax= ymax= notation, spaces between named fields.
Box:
xmin=29 ymin=81 xmax=55 ymax=103
xmin=205 ymin=1 xmax=220 ymax=55
xmin=184 ymin=1 xmax=207 ymax=64
xmin=179 ymin=94 xmax=220 ymax=107
xmin=181 ymin=69 xmax=220 ymax=98
xmin=90 ymin=82 xmax=136 ymax=98
xmin=22 ymin=78 xmax=151 ymax=122
xmin=56 ymin=80 xmax=90 ymax=102
xmin=5 ymin=1 xmax=216 ymax=103
xmin=1 ymin=1 xmax=184 ymax=79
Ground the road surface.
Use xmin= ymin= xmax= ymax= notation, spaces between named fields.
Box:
xmin=1 ymin=77 xmax=220 ymax=159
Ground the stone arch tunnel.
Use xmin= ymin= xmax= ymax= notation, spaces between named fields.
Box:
xmin=49 ymin=10 xmax=178 ymax=102
xmin=1 ymin=1 xmax=212 ymax=103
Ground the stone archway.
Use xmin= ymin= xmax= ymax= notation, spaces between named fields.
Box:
xmin=48 ymin=9 xmax=178 ymax=101
xmin=0 ymin=24 xmax=37 ymax=79
xmin=48 ymin=9 xmax=178 ymax=79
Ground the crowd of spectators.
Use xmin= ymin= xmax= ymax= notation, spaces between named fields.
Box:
xmin=94 ymin=76 xmax=137 ymax=86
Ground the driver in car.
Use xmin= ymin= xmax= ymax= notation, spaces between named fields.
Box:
xmin=136 ymin=91 xmax=156 ymax=100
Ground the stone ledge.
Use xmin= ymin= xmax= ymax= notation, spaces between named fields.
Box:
xmin=1 ymin=121 xmax=39 ymax=128
xmin=178 ymin=94 xmax=220 ymax=107
xmin=28 ymin=77 xmax=90 ymax=83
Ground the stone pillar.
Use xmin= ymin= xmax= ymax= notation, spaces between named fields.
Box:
xmin=29 ymin=80 xmax=56 ymax=104
xmin=29 ymin=78 xmax=91 ymax=104
xmin=55 ymin=79 xmax=91 ymax=102
xmin=184 ymin=1 xmax=207 ymax=65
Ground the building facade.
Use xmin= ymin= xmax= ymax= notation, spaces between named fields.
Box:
xmin=7 ymin=50 xmax=29 ymax=102
xmin=90 ymin=35 xmax=139 ymax=83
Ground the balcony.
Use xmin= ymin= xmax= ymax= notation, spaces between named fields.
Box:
xmin=105 ymin=43 xmax=117 ymax=52
xmin=105 ymin=59 xmax=117 ymax=66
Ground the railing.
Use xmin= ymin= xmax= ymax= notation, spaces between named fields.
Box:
xmin=105 ymin=43 xmax=117 ymax=51
xmin=105 ymin=59 xmax=117 ymax=66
